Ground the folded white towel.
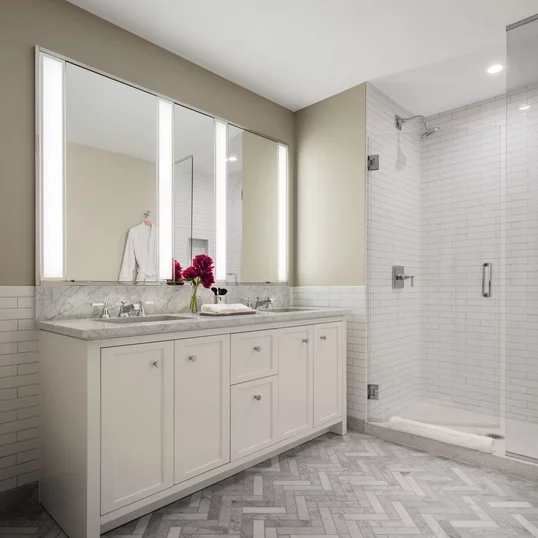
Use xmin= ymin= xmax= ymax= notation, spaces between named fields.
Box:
xmin=201 ymin=303 xmax=254 ymax=314
xmin=388 ymin=416 xmax=494 ymax=453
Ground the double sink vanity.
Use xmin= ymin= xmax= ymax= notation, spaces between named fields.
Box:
xmin=35 ymin=46 xmax=347 ymax=538
xmin=37 ymin=306 xmax=348 ymax=537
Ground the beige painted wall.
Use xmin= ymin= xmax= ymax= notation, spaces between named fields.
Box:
xmin=241 ymin=132 xmax=279 ymax=283
xmin=0 ymin=0 xmax=294 ymax=285
xmin=65 ymin=143 xmax=156 ymax=282
xmin=295 ymin=84 xmax=367 ymax=286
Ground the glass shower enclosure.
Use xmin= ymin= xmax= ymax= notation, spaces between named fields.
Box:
xmin=366 ymin=14 xmax=538 ymax=464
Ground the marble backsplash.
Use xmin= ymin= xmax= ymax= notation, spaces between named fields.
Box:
xmin=36 ymin=284 xmax=291 ymax=321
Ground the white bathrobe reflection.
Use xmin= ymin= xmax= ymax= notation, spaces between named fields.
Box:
xmin=119 ymin=222 xmax=159 ymax=283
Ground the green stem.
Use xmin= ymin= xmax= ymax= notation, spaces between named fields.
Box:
xmin=190 ymin=280 xmax=200 ymax=313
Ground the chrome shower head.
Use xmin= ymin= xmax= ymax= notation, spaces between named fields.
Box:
xmin=421 ymin=126 xmax=440 ymax=139
xmin=395 ymin=114 xmax=439 ymax=139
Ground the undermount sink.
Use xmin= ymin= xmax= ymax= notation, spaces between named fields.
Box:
xmin=267 ymin=307 xmax=315 ymax=313
xmin=98 ymin=315 xmax=191 ymax=324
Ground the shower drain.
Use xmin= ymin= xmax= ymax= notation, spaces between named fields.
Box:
xmin=485 ymin=433 xmax=505 ymax=440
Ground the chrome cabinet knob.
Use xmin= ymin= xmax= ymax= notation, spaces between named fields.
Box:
xmin=253 ymin=346 xmax=261 ymax=352
xmin=189 ymin=355 xmax=198 ymax=362
xmin=302 ymin=338 xmax=309 ymax=344
xmin=254 ymin=394 xmax=262 ymax=401
xmin=320 ymin=335 xmax=327 ymax=341
xmin=153 ymin=361 xmax=160 ymax=368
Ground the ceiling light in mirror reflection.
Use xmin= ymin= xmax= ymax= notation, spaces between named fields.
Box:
xmin=227 ymin=156 xmax=237 ymax=162
xmin=519 ymin=104 xmax=531 ymax=111
xmin=41 ymin=54 xmax=65 ymax=279
xmin=215 ymin=121 xmax=228 ymax=281
xmin=158 ymin=100 xmax=173 ymax=280
xmin=486 ymin=64 xmax=503 ymax=74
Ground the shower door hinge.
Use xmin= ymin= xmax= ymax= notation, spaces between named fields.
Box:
xmin=367 ymin=384 xmax=379 ymax=400
xmin=367 ymin=154 xmax=380 ymax=171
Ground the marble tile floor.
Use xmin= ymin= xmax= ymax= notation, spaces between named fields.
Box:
xmin=2 ymin=431 xmax=538 ymax=538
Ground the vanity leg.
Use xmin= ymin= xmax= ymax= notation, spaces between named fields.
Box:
xmin=330 ymin=420 xmax=347 ymax=435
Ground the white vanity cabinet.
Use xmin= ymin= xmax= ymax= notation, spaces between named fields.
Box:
xmin=175 ymin=335 xmax=231 ymax=483
xmin=278 ymin=326 xmax=314 ymax=440
xmin=314 ymin=322 xmax=343 ymax=426
xmin=39 ymin=315 xmax=346 ymax=538
xmin=101 ymin=342 xmax=174 ymax=514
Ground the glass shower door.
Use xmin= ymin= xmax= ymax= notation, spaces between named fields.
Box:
xmin=367 ymin=125 xmax=503 ymax=432
xmin=505 ymin=14 xmax=538 ymax=462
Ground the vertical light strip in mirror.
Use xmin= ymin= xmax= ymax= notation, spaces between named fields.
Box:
xmin=215 ymin=120 xmax=227 ymax=281
xmin=41 ymin=54 xmax=65 ymax=279
xmin=278 ymin=144 xmax=288 ymax=282
xmin=158 ymin=99 xmax=173 ymax=280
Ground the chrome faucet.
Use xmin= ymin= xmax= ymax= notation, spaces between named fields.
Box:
xmin=118 ymin=301 xmax=141 ymax=318
xmin=254 ymin=297 xmax=275 ymax=310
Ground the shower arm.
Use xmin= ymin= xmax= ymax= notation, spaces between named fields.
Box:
xmin=395 ymin=114 xmax=432 ymax=131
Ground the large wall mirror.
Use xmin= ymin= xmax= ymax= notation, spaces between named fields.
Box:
xmin=36 ymin=49 xmax=288 ymax=285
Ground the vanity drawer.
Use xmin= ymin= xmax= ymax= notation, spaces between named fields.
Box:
xmin=230 ymin=330 xmax=278 ymax=384
xmin=231 ymin=375 xmax=278 ymax=460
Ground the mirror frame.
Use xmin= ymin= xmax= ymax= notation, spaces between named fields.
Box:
xmin=35 ymin=46 xmax=289 ymax=286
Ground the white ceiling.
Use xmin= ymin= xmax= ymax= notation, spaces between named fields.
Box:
xmin=371 ymin=44 xmax=507 ymax=117
xmin=67 ymin=0 xmax=538 ymax=111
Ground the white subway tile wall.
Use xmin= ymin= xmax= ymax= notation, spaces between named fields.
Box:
xmin=0 ymin=286 xmax=39 ymax=493
xmin=366 ymin=85 xmax=422 ymax=420
xmin=421 ymin=95 xmax=505 ymax=420
xmin=292 ymin=286 xmax=367 ymax=421
xmin=506 ymin=83 xmax=538 ymax=426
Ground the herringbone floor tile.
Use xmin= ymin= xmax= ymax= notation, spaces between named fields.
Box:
xmin=3 ymin=432 xmax=538 ymax=537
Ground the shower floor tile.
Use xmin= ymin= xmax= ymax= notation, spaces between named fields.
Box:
xmin=3 ymin=431 xmax=538 ymax=537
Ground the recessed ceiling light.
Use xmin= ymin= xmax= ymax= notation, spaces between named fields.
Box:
xmin=487 ymin=64 xmax=503 ymax=74
xmin=227 ymin=156 xmax=237 ymax=162
xmin=519 ymin=104 xmax=531 ymax=111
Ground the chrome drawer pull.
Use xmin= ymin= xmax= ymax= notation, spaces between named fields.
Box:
xmin=253 ymin=346 xmax=262 ymax=352
xmin=153 ymin=361 xmax=160 ymax=368
xmin=189 ymin=355 xmax=198 ymax=362
xmin=320 ymin=335 xmax=327 ymax=340
xmin=254 ymin=394 xmax=262 ymax=401
xmin=302 ymin=338 xmax=309 ymax=343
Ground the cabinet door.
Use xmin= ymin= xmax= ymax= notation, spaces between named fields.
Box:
xmin=231 ymin=375 xmax=278 ymax=460
xmin=279 ymin=326 xmax=313 ymax=440
xmin=175 ymin=335 xmax=230 ymax=484
xmin=101 ymin=341 xmax=174 ymax=514
xmin=231 ymin=330 xmax=278 ymax=384
xmin=313 ymin=323 xmax=343 ymax=427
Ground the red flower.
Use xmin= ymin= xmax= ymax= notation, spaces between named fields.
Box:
xmin=192 ymin=254 xmax=214 ymax=288
xmin=173 ymin=259 xmax=184 ymax=283
xmin=182 ymin=266 xmax=199 ymax=280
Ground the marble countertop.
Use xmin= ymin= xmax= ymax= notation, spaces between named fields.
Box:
xmin=36 ymin=307 xmax=349 ymax=341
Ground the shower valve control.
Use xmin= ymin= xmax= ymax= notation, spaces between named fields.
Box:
xmin=392 ymin=266 xmax=415 ymax=289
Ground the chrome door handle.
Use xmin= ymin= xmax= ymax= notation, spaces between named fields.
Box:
xmin=320 ymin=335 xmax=327 ymax=341
xmin=482 ymin=262 xmax=492 ymax=298
xmin=152 ymin=361 xmax=160 ymax=368
xmin=189 ymin=355 xmax=197 ymax=362
xmin=302 ymin=338 xmax=309 ymax=343
xmin=253 ymin=346 xmax=261 ymax=352
xmin=254 ymin=394 xmax=262 ymax=401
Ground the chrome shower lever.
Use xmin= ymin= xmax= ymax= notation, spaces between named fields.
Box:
xmin=392 ymin=266 xmax=415 ymax=289
xmin=396 ymin=273 xmax=414 ymax=287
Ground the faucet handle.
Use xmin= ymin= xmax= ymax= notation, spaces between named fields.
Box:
xmin=91 ymin=301 xmax=111 ymax=319
xmin=136 ymin=300 xmax=154 ymax=317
